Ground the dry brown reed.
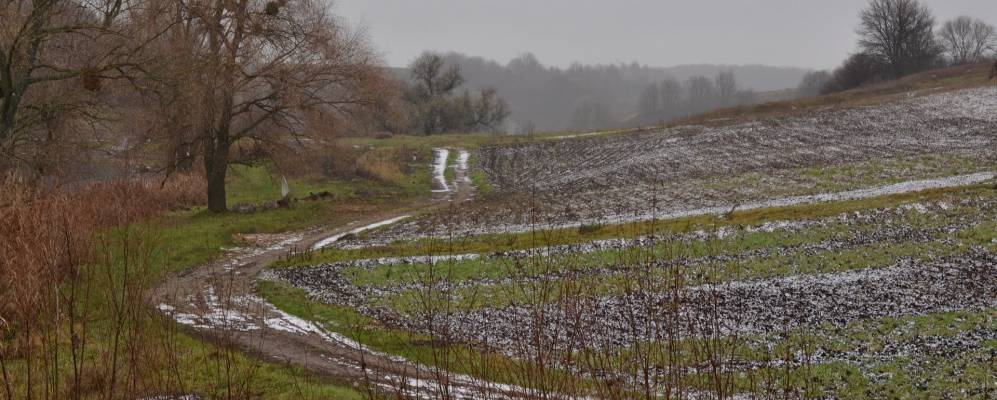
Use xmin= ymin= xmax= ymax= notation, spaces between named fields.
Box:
xmin=0 ymin=173 xmax=204 ymax=400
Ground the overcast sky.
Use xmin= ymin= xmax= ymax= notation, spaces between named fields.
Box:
xmin=334 ymin=0 xmax=996 ymax=70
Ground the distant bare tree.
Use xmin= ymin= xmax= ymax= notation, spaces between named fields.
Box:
xmin=410 ymin=53 xmax=464 ymax=102
xmin=714 ymin=71 xmax=738 ymax=107
xmin=858 ymin=0 xmax=940 ymax=78
xmin=569 ymin=99 xmax=614 ymax=131
xmin=408 ymin=53 xmax=468 ymax=134
xmin=798 ymin=70 xmax=832 ymax=97
xmin=658 ymin=78 xmax=683 ymax=119
xmin=462 ymin=88 xmax=510 ymax=132
xmin=406 ymin=52 xmax=509 ymax=135
xmin=685 ymin=76 xmax=716 ymax=114
xmin=938 ymin=16 xmax=996 ymax=65
xmin=638 ymin=84 xmax=660 ymax=117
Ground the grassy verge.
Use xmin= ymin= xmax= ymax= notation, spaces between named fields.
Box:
xmin=274 ymin=184 xmax=994 ymax=268
xmin=467 ymin=151 xmax=493 ymax=196
xmin=376 ymin=239 xmax=970 ymax=313
xmin=443 ymin=149 xmax=457 ymax=183
xmin=256 ymin=281 xmax=587 ymax=391
xmin=226 ymin=158 xmax=431 ymax=208
xmin=1 ymin=152 xmax=435 ymax=399
xmin=338 ymin=204 xmax=953 ymax=289
xmin=140 ymin=172 xmax=430 ymax=396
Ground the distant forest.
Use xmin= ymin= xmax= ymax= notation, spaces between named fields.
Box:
xmin=390 ymin=53 xmax=810 ymax=132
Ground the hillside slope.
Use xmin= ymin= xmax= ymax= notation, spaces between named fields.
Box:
xmin=372 ymin=69 xmax=996 ymax=238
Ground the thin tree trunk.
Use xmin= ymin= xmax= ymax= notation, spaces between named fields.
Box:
xmin=0 ymin=91 xmax=20 ymax=148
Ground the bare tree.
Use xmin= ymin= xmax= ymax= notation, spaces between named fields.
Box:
xmin=462 ymin=88 xmax=510 ymax=133
xmin=714 ymin=70 xmax=737 ymax=107
xmin=857 ymin=0 xmax=940 ymax=78
xmin=638 ymin=83 xmax=660 ymax=117
xmin=408 ymin=53 xmax=463 ymax=135
xmin=406 ymin=52 xmax=509 ymax=135
xmin=797 ymin=70 xmax=832 ymax=97
xmin=938 ymin=16 xmax=996 ymax=65
xmin=147 ymin=0 xmax=385 ymax=212
xmin=410 ymin=53 xmax=464 ymax=102
xmin=685 ymin=76 xmax=715 ymax=115
xmin=0 ymin=0 xmax=155 ymax=169
xmin=658 ymin=78 xmax=683 ymax=120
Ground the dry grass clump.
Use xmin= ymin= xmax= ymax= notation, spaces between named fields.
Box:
xmin=273 ymin=141 xmax=422 ymax=187
xmin=355 ymin=149 xmax=410 ymax=183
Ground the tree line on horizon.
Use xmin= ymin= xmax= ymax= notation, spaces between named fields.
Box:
xmin=632 ymin=71 xmax=760 ymax=126
xmin=399 ymin=53 xmax=809 ymax=133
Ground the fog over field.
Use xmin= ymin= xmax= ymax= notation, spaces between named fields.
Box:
xmin=389 ymin=55 xmax=811 ymax=131
xmin=340 ymin=0 xmax=996 ymax=131
xmin=336 ymin=0 xmax=996 ymax=69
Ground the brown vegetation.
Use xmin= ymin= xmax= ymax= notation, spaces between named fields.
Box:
xmin=0 ymin=174 xmax=204 ymax=399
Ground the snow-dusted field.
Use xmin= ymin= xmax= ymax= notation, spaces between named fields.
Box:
xmin=259 ymin=88 xmax=997 ymax=397
xmin=371 ymin=87 xmax=996 ymax=239
xmin=272 ymin=194 xmax=997 ymax=339
xmin=270 ymin=183 xmax=997 ymax=395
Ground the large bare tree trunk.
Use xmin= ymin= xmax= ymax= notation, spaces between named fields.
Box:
xmin=202 ymin=87 xmax=233 ymax=213
xmin=203 ymin=134 xmax=230 ymax=213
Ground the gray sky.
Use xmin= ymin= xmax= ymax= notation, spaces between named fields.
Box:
xmin=334 ymin=0 xmax=996 ymax=70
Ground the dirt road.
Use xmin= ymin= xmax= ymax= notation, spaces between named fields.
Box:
xmin=150 ymin=149 xmax=527 ymax=399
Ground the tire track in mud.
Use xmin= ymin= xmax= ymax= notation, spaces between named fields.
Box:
xmin=431 ymin=148 xmax=475 ymax=202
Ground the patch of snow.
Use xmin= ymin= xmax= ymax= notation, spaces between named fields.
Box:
xmin=313 ymin=215 xmax=410 ymax=250
xmin=431 ymin=148 xmax=450 ymax=193
xmin=456 ymin=149 xmax=471 ymax=183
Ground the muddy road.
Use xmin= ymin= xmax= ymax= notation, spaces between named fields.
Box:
xmin=150 ymin=149 xmax=533 ymax=399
